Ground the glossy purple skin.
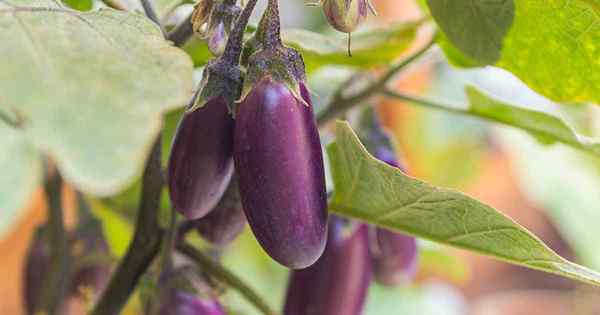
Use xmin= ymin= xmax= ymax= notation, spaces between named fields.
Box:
xmin=168 ymin=97 xmax=235 ymax=219
xmin=158 ymin=291 xmax=225 ymax=315
xmin=195 ymin=176 xmax=247 ymax=246
xmin=372 ymin=151 xmax=419 ymax=286
xmin=283 ymin=218 xmax=372 ymax=315
xmin=234 ymin=78 xmax=327 ymax=269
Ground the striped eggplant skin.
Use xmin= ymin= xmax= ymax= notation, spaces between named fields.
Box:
xmin=168 ymin=97 xmax=235 ymax=220
xmin=322 ymin=0 xmax=368 ymax=33
xmin=195 ymin=175 xmax=247 ymax=247
xmin=372 ymin=149 xmax=419 ymax=286
xmin=234 ymin=78 xmax=327 ymax=269
xmin=373 ymin=228 xmax=418 ymax=286
xmin=283 ymin=217 xmax=372 ymax=315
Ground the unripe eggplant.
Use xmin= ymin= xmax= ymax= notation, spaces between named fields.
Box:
xmin=168 ymin=96 xmax=235 ymax=219
xmin=234 ymin=78 xmax=327 ymax=269
xmin=152 ymin=266 xmax=225 ymax=315
xmin=321 ymin=0 xmax=369 ymax=33
xmin=283 ymin=217 xmax=372 ymax=315
xmin=195 ymin=175 xmax=247 ymax=247
xmin=208 ymin=21 xmax=227 ymax=56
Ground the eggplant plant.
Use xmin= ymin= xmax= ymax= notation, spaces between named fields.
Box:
xmin=1 ymin=0 xmax=600 ymax=314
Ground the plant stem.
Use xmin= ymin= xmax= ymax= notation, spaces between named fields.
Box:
xmin=140 ymin=0 xmax=166 ymax=36
xmin=41 ymin=171 xmax=69 ymax=315
xmin=316 ymin=35 xmax=436 ymax=126
xmin=177 ymin=242 xmax=278 ymax=315
xmin=222 ymin=0 xmax=259 ymax=65
xmin=90 ymin=137 xmax=165 ymax=315
xmin=381 ymin=89 xmax=467 ymax=116
xmin=167 ymin=12 xmax=194 ymax=47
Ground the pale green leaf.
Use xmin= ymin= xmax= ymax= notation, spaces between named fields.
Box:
xmin=386 ymin=86 xmax=600 ymax=156
xmin=0 ymin=1 xmax=193 ymax=216
xmin=327 ymin=121 xmax=600 ymax=286
xmin=427 ymin=0 xmax=599 ymax=103
xmin=283 ymin=22 xmax=418 ymax=71
xmin=90 ymin=200 xmax=134 ymax=257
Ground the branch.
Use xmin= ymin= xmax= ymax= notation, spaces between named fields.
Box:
xmin=316 ymin=35 xmax=436 ymax=126
xmin=177 ymin=242 xmax=277 ymax=315
xmin=41 ymin=171 xmax=70 ymax=315
xmin=381 ymin=89 xmax=467 ymax=115
xmin=140 ymin=0 xmax=166 ymax=36
xmin=90 ymin=137 xmax=165 ymax=315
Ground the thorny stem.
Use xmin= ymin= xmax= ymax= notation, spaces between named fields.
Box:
xmin=90 ymin=137 xmax=165 ymax=315
xmin=178 ymin=242 xmax=278 ymax=315
xmin=41 ymin=170 xmax=70 ymax=315
xmin=222 ymin=0 xmax=259 ymax=65
xmin=316 ymin=34 xmax=437 ymax=126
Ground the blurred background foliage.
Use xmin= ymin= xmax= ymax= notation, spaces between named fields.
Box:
xmin=2 ymin=0 xmax=600 ymax=314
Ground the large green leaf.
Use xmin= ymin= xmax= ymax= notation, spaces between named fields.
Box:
xmin=0 ymin=1 xmax=193 ymax=215
xmin=427 ymin=0 xmax=599 ymax=103
xmin=385 ymin=86 xmax=600 ymax=156
xmin=284 ymin=22 xmax=418 ymax=71
xmin=327 ymin=121 xmax=600 ymax=286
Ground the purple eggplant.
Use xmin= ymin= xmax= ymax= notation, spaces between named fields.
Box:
xmin=194 ymin=175 xmax=247 ymax=247
xmin=23 ymin=227 xmax=50 ymax=315
xmin=283 ymin=217 xmax=372 ymax=315
xmin=234 ymin=78 xmax=327 ymax=269
xmin=168 ymin=96 xmax=235 ymax=219
xmin=373 ymin=228 xmax=418 ymax=286
xmin=69 ymin=220 xmax=111 ymax=297
xmin=151 ymin=266 xmax=225 ymax=315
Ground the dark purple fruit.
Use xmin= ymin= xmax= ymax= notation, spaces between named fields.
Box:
xmin=152 ymin=266 xmax=225 ymax=315
xmin=23 ymin=227 xmax=50 ymax=315
xmin=168 ymin=97 xmax=235 ymax=219
xmin=194 ymin=175 xmax=247 ymax=247
xmin=373 ymin=228 xmax=418 ymax=286
xmin=69 ymin=220 xmax=111 ymax=296
xmin=234 ymin=78 xmax=327 ymax=269
xmin=283 ymin=217 xmax=372 ymax=315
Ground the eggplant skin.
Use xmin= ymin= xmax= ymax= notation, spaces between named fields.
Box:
xmin=322 ymin=0 xmax=368 ymax=33
xmin=168 ymin=97 xmax=235 ymax=220
xmin=234 ymin=78 xmax=327 ymax=269
xmin=195 ymin=175 xmax=247 ymax=247
xmin=158 ymin=291 xmax=225 ymax=315
xmin=283 ymin=218 xmax=372 ymax=315
xmin=373 ymin=228 xmax=418 ymax=285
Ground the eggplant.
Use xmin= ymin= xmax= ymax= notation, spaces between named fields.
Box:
xmin=23 ymin=227 xmax=50 ymax=315
xmin=321 ymin=0 xmax=369 ymax=33
xmin=283 ymin=217 xmax=372 ymax=315
xmin=234 ymin=78 xmax=327 ymax=269
xmin=195 ymin=175 xmax=247 ymax=247
xmin=151 ymin=266 xmax=225 ymax=315
xmin=168 ymin=96 xmax=235 ymax=220
xmin=373 ymin=228 xmax=418 ymax=286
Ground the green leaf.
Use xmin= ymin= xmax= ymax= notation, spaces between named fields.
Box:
xmin=386 ymin=86 xmax=600 ymax=156
xmin=62 ymin=0 xmax=92 ymax=11
xmin=0 ymin=124 xmax=42 ymax=238
xmin=427 ymin=0 xmax=599 ymax=103
xmin=327 ymin=121 xmax=600 ymax=286
xmin=0 ymin=1 xmax=193 ymax=215
xmin=283 ymin=22 xmax=418 ymax=71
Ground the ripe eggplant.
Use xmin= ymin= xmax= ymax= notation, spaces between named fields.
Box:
xmin=195 ymin=175 xmax=247 ymax=247
xmin=373 ymin=228 xmax=418 ymax=286
xmin=168 ymin=96 xmax=235 ymax=220
xmin=234 ymin=78 xmax=327 ymax=269
xmin=283 ymin=217 xmax=372 ymax=315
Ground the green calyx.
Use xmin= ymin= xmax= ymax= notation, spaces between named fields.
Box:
xmin=187 ymin=60 xmax=243 ymax=114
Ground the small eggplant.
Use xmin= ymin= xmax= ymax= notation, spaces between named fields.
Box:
xmin=283 ymin=217 xmax=372 ymax=315
xmin=151 ymin=266 xmax=225 ymax=315
xmin=234 ymin=78 xmax=327 ymax=269
xmin=194 ymin=175 xmax=247 ymax=247
xmin=321 ymin=0 xmax=372 ymax=33
xmin=168 ymin=96 xmax=235 ymax=220
xmin=69 ymin=219 xmax=111 ymax=297
xmin=373 ymin=228 xmax=418 ymax=286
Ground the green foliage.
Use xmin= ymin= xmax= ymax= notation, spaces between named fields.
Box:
xmin=427 ymin=0 xmax=600 ymax=103
xmin=0 ymin=1 xmax=193 ymax=216
xmin=327 ymin=121 xmax=600 ymax=286
xmin=62 ymin=0 xmax=93 ymax=11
